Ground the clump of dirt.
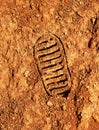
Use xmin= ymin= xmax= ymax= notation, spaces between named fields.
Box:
xmin=0 ymin=0 xmax=99 ymax=130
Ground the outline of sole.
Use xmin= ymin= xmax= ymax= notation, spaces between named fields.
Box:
xmin=34 ymin=33 xmax=71 ymax=96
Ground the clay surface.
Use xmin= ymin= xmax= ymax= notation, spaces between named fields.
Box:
xmin=0 ymin=0 xmax=99 ymax=130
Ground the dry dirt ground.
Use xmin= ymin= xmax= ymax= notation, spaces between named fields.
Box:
xmin=0 ymin=0 xmax=99 ymax=130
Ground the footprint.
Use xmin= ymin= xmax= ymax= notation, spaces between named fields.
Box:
xmin=34 ymin=33 xmax=71 ymax=96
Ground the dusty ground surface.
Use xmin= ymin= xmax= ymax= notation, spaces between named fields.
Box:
xmin=0 ymin=0 xmax=99 ymax=130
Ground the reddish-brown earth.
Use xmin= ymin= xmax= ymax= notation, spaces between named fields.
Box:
xmin=0 ymin=0 xmax=99 ymax=130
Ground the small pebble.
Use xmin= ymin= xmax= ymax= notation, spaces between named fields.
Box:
xmin=47 ymin=100 xmax=53 ymax=107
xmin=62 ymin=103 xmax=66 ymax=110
